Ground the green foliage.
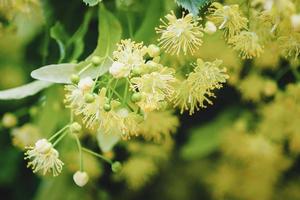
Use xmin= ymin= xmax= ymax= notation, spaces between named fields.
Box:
xmin=180 ymin=107 xmax=240 ymax=160
xmin=176 ymin=0 xmax=211 ymax=15
xmin=50 ymin=22 xmax=69 ymax=63
xmin=134 ymin=0 xmax=164 ymax=43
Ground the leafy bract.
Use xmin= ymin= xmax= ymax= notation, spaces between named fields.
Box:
xmin=176 ymin=0 xmax=211 ymax=15
xmin=0 ymin=81 xmax=52 ymax=100
xmin=31 ymin=5 xmax=122 ymax=84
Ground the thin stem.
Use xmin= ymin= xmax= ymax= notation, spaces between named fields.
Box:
xmin=53 ymin=131 xmax=68 ymax=147
xmin=48 ymin=125 xmax=70 ymax=142
xmin=75 ymin=135 xmax=83 ymax=171
xmin=109 ymin=79 xmax=119 ymax=101
xmin=92 ymin=58 xmax=106 ymax=91
xmin=82 ymin=147 xmax=112 ymax=164
xmin=123 ymin=79 xmax=129 ymax=105
xmin=78 ymin=63 xmax=93 ymax=75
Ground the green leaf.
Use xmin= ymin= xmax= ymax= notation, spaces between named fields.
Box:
xmin=0 ymin=81 xmax=52 ymax=100
xmin=180 ymin=108 xmax=240 ymax=160
xmin=68 ymin=10 xmax=93 ymax=61
xmin=31 ymin=6 xmax=122 ymax=84
xmin=176 ymin=0 xmax=211 ymax=15
xmin=90 ymin=4 xmax=122 ymax=58
xmin=83 ymin=0 xmax=101 ymax=7
xmin=134 ymin=0 xmax=164 ymax=43
xmin=50 ymin=22 xmax=69 ymax=62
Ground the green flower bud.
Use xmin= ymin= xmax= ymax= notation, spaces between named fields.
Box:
xmin=91 ymin=56 xmax=102 ymax=66
xmin=131 ymin=92 xmax=142 ymax=102
xmin=84 ymin=93 xmax=95 ymax=103
xmin=70 ymin=74 xmax=80 ymax=84
xmin=103 ymin=103 xmax=111 ymax=112
xmin=70 ymin=122 xmax=82 ymax=134
xmin=111 ymin=161 xmax=122 ymax=173
xmin=131 ymin=67 xmax=142 ymax=76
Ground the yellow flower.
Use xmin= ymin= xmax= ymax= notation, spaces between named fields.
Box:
xmin=156 ymin=11 xmax=204 ymax=55
xmin=228 ymin=31 xmax=264 ymax=59
xmin=279 ymin=33 xmax=300 ymax=60
xmin=111 ymin=39 xmax=146 ymax=78
xmin=130 ymin=66 xmax=177 ymax=112
xmin=173 ymin=59 xmax=229 ymax=115
xmin=208 ymin=2 xmax=248 ymax=38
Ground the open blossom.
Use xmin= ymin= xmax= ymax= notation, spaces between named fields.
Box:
xmin=25 ymin=139 xmax=64 ymax=176
xmin=208 ymin=3 xmax=248 ymax=38
xmin=173 ymin=59 xmax=229 ymax=115
xmin=130 ymin=66 xmax=177 ymax=112
xmin=228 ymin=31 xmax=263 ymax=59
xmin=156 ymin=11 xmax=204 ymax=55
xmin=64 ymin=76 xmax=94 ymax=110
xmin=110 ymin=39 xmax=146 ymax=78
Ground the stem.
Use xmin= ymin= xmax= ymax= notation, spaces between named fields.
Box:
xmin=92 ymin=58 xmax=106 ymax=91
xmin=123 ymin=80 xmax=129 ymax=105
xmin=75 ymin=135 xmax=83 ymax=171
xmin=78 ymin=63 xmax=93 ymax=75
xmin=53 ymin=131 xmax=68 ymax=147
xmin=48 ymin=125 xmax=70 ymax=142
xmin=82 ymin=147 xmax=112 ymax=164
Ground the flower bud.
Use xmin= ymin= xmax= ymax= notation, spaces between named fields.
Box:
xmin=131 ymin=67 xmax=142 ymax=76
xmin=111 ymin=161 xmax=122 ymax=173
xmin=2 ymin=113 xmax=17 ymax=128
xmin=70 ymin=74 xmax=80 ymax=84
xmin=103 ymin=103 xmax=111 ymax=112
xmin=131 ymin=92 xmax=142 ymax=102
xmin=204 ymin=21 xmax=217 ymax=34
xmin=73 ymin=171 xmax=89 ymax=187
xmin=91 ymin=56 xmax=102 ymax=66
xmin=84 ymin=93 xmax=95 ymax=103
xmin=35 ymin=139 xmax=52 ymax=154
xmin=147 ymin=44 xmax=160 ymax=57
xmin=70 ymin=122 xmax=82 ymax=134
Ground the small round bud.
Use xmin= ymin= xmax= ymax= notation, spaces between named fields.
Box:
xmin=111 ymin=161 xmax=122 ymax=173
xmin=204 ymin=21 xmax=217 ymax=35
xmin=73 ymin=171 xmax=89 ymax=187
xmin=131 ymin=92 xmax=142 ymax=102
xmin=131 ymin=67 xmax=142 ymax=76
xmin=147 ymin=44 xmax=160 ymax=57
xmin=70 ymin=74 xmax=80 ymax=84
xmin=153 ymin=56 xmax=161 ymax=63
xmin=70 ymin=122 xmax=82 ymax=134
xmin=103 ymin=103 xmax=111 ymax=112
xmin=91 ymin=56 xmax=102 ymax=66
xmin=2 ymin=113 xmax=17 ymax=128
xmin=84 ymin=93 xmax=95 ymax=103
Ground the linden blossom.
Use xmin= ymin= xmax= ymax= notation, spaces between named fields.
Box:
xmin=156 ymin=11 xmax=204 ymax=55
